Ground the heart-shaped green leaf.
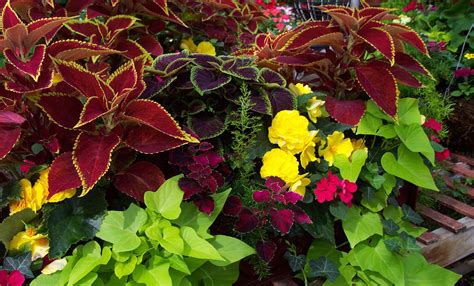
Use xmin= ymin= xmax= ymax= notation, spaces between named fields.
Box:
xmin=334 ymin=149 xmax=368 ymax=182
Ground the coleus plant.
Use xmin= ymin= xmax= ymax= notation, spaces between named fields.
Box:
xmin=222 ymin=177 xmax=312 ymax=262
xmin=36 ymin=56 xmax=198 ymax=198
xmin=236 ymin=1 xmax=432 ymax=125
xmin=149 ymin=52 xmax=296 ymax=140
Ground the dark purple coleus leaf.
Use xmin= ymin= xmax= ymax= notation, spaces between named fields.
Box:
xmin=192 ymin=54 xmax=222 ymax=69
xmin=190 ymin=66 xmax=232 ymax=95
xmin=269 ymin=88 xmax=297 ymax=115
xmin=259 ymin=68 xmax=286 ymax=86
xmin=270 ymin=208 xmax=294 ymax=235
xmin=235 ymin=208 xmax=258 ymax=233
xmin=189 ymin=113 xmax=226 ymax=140
xmin=256 ymin=240 xmax=277 ymax=262
xmin=178 ymin=177 xmax=204 ymax=200
xmin=253 ymin=190 xmax=271 ymax=203
xmin=154 ymin=52 xmax=188 ymax=71
xmin=249 ymin=89 xmax=271 ymax=115
xmin=197 ymin=175 xmax=218 ymax=193
xmin=292 ymin=207 xmax=312 ymax=224
xmin=223 ymin=195 xmax=243 ymax=216
xmin=194 ymin=195 xmax=215 ymax=215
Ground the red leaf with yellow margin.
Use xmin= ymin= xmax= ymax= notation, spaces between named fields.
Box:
xmin=0 ymin=127 xmax=21 ymax=159
xmin=114 ymin=161 xmax=165 ymax=202
xmin=52 ymin=58 xmax=105 ymax=99
xmin=124 ymin=125 xmax=191 ymax=154
xmin=75 ymin=97 xmax=109 ymax=128
xmin=25 ymin=17 xmax=71 ymax=48
xmin=123 ymin=99 xmax=191 ymax=139
xmin=389 ymin=66 xmax=422 ymax=88
xmin=325 ymin=96 xmax=366 ymax=125
xmin=383 ymin=24 xmax=428 ymax=55
xmin=4 ymin=44 xmax=45 ymax=80
xmin=2 ymin=4 xmax=22 ymax=30
xmin=107 ymin=60 xmax=137 ymax=96
xmin=48 ymin=151 xmax=82 ymax=198
xmin=47 ymin=40 xmax=120 ymax=61
xmin=36 ymin=93 xmax=83 ymax=129
xmin=357 ymin=27 xmax=394 ymax=64
xmin=105 ymin=15 xmax=137 ymax=42
xmin=395 ymin=53 xmax=432 ymax=77
xmin=354 ymin=65 xmax=398 ymax=117
xmin=73 ymin=132 xmax=120 ymax=195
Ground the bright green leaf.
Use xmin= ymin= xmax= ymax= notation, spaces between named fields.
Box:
xmin=381 ymin=145 xmax=438 ymax=191
xmin=356 ymin=113 xmax=382 ymax=135
xmin=144 ymin=175 xmax=183 ymax=220
xmin=68 ymin=241 xmax=104 ymax=285
xmin=181 ymin=226 xmax=223 ymax=261
xmin=189 ymin=262 xmax=240 ymax=286
xmin=160 ymin=226 xmax=184 ymax=255
xmin=334 ymin=150 xmax=368 ymax=182
xmin=402 ymin=252 xmax=461 ymax=286
xmin=208 ymin=235 xmax=255 ymax=266
xmin=0 ymin=209 xmax=36 ymax=249
xmin=168 ymin=255 xmax=191 ymax=275
xmin=397 ymin=98 xmax=421 ymax=125
xmin=114 ymin=255 xmax=138 ymax=279
xmin=96 ymin=204 xmax=148 ymax=253
xmin=394 ymin=124 xmax=434 ymax=164
xmin=133 ymin=263 xmax=172 ymax=286
xmin=342 ymin=207 xmax=383 ymax=248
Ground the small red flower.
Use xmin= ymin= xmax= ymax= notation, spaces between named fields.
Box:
xmin=403 ymin=1 xmax=418 ymax=12
xmin=435 ymin=148 xmax=450 ymax=161
xmin=313 ymin=174 xmax=337 ymax=203
xmin=454 ymin=67 xmax=474 ymax=78
xmin=424 ymin=118 xmax=442 ymax=132
xmin=338 ymin=180 xmax=357 ymax=207
xmin=0 ymin=270 xmax=25 ymax=286
xmin=314 ymin=172 xmax=358 ymax=206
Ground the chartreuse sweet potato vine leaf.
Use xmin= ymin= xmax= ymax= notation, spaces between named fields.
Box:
xmin=144 ymin=174 xmax=184 ymax=220
xmin=381 ymin=145 xmax=438 ymax=191
xmin=334 ymin=150 xmax=368 ymax=182
xmin=342 ymin=207 xmax=383 ymax=248
xmin=32 ymin=176 xmax=253 ymax=286
xmin=96 ymin=203 xmax=148 ymax=253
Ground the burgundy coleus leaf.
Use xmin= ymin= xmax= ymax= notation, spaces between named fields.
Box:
xmin=325 ymin=96 xmax=366 ymax=125
xmin=356 ymin=27 xmax=395 ymax=64
xmin=284 ymin=192 xmax=303 ymax=204
xmin=194 ymin=195 xmax=215 ymax=215
xmin=234 ymin=208 xmax=258 ymax=233
xmin=138 ymin=34 xmax=163 ymax=57
xmin=256 ymin=240 xmax=277 ymax=262
xmin=105 ymin=15 xmax=137 ymax=42
xmin=0 ymin=111 xmax=25 ymax=125
xmin=76 ymin=97 xmax=109 ymax=127
xmin=73 ymin=132 xmax=121 ymax=195
xmin=4 ymin=61 xmax=54 ymax=93
xmin=124 ymin=125 xmax=192 ymax=154
xmin=389 ymin=65 xmax=422 ymax=87
xmin=354 ymin=65 xmax=398 ymax=118
xmin=48 ymin=152 xmax=82 ymax=198
xmin=292 ymin=207 xmax=312 ymax=224
xmin=114 ymin=161 xmax=165 ymax=202
xmin=0 ymin=126 xmax=21 ymax=159
xmin=253 ymin=190 xmax=271 ymax=203
xmin=35 ymin=93 xmax=83 ymax=129
xmin=222 ymin=195 xmax=242 ymax=216
xmin=385 ymin=23 xmax=428 ymax=55
xmin=52 ymin=58 xmax=105 ymax=99
xmin=4 ymin=44 xmax=45 ymax=80
xmin=395 ymin=53 xmax=432 ymax=78
xmin=270 ymin=208 xmax=294 ymax=235
xmin=193 ymin=152 xmax=224 ymax=168
xmin=123 ymin=99 xmax=192 ymax=140
xmin=24 ymin=17 xmax=71 ymax=48
xmin=197 ymin=175 xmax=218 ymax=193
xmin=47 ymin=40 xmax=120 ymax=61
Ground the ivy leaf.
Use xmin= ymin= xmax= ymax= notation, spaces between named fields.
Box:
xmin=382 ymin=219 xmax=400 ymax=235
xmin=309 ymin=256 xmax=340 ymax=282
xmin=96 ymin=204 xmax=147 ymax=253
xmin=402 ymin=205 xmax=423 ymax=225
xmin=45 ymin=190 xmax=107 ymax=258
xmin=329 ymin=201 xmax=349 ymax=220
xmin=144 ymin=175 xmax=183 ymax=220
xmin=4 ymin=252 xmax=34 ymax=278
xmin=384 ymin=238 xmax=402 ymax=253
xmin=284 ymin=252 xmax=306 ymax=272
xmin=399 ymin=232 xmax=421 ymax=253
xmin=342 ymin=207 xmax=383 ymax=248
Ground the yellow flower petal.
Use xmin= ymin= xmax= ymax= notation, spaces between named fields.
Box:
xmin=196 ymin=41 xmax=216 ymax=56
xmin=9 ymin=227 xmax=49 ymax=261
xmin=268 ymin=110 xmax=312 ymax=154
xmin=319 ymin=131 xmax=354 ymax=166
xmin=180 ymin=37 xmax=197 ymax=52
xmin=260 ymin=148 xmax=299 ymax=183
xmin=464 ymin=53 xmax=474 ymax=59
xmin=289 ymin=83 xmax=312 ymax=96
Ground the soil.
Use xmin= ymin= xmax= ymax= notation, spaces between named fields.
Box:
xmin=446 ymin=98 xmax=474 ymax=157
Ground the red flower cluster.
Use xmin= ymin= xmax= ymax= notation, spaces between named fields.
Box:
xmin=427 ymin=41 xmax=446 ymax=52
xmin=424 ymin=118 xmax=451 ymax=162
xmin=424 ymin=118 xmax=443 ymax=132
xmin=0 ymin=270 xmax=24 ymax=286
xmin=313 ymin=172 xmax=357 ymax=206
xmin=403 ymin=1 xmax=424 ymax=12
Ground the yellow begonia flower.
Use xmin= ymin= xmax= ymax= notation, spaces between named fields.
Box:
xmin=288 ymin=83 xmax=312 ymax=96
xmin=180 ymin=37 xmax=197 ymax=52
xmin=319 ymin=131 xmax=353 ymax=166
xmin=306 ymin=96 xmax=326 ymax=123
xmin=41 ymin=258 xmax=67 ymax=274
xmin=465 ymin=53 xmax=474 ymax=59
xmin=268 ymin=110 xmax=314 ymax=154
xmin=351 ymin=139 xmax=367 ymax=153
xmin=9 ymin=227 xmax=49 ymax=261
xmin=260 ymin=148 xmax=310 ymax=196
xmin=300 ymin=132 xmax=321 ymax=169
xmin=9 ymin=168 xmax=76 ymax=214
xmin=180 ymin=38 xmax=216 ymax=56
xmin=196 ymin=41 xmax=216 ymax=56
